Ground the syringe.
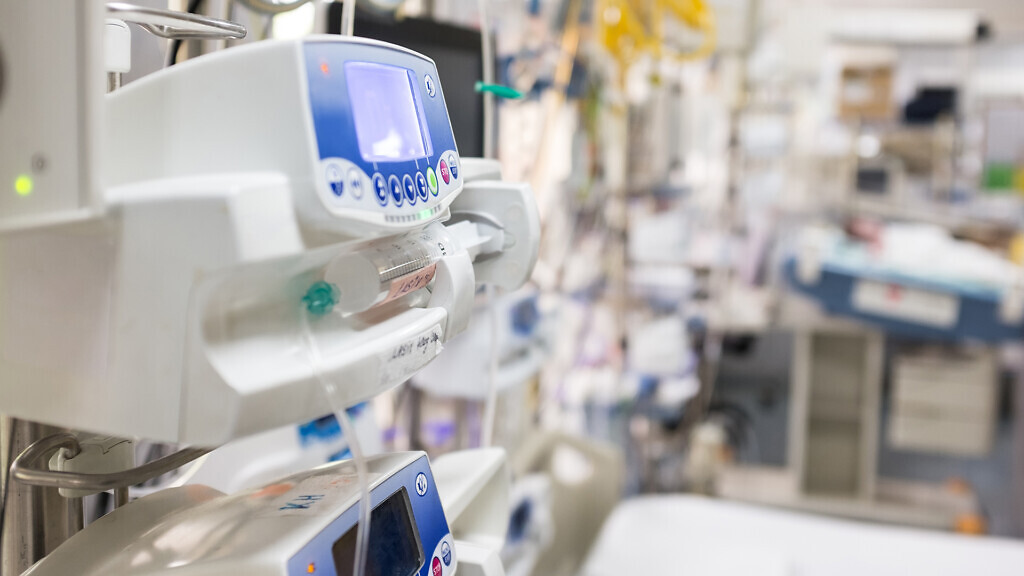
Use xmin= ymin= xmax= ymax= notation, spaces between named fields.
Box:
xmin=323 ymin=225 xmax=450 ymax=314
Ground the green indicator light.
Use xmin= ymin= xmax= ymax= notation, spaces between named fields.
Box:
xmin=418 ymin=209 xmax=432 ymax=220
xmin=427 ymin=168 xmax=438 ymax=195
xmin=14 ymin=175 xmax=33 ymax=196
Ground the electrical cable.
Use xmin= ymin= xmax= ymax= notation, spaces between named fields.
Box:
xmin=668 ymin=0 xmax=716 ymax=62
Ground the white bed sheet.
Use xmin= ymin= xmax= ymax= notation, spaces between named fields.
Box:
xmin=580 ymin=495 xmax=1024 ymax=576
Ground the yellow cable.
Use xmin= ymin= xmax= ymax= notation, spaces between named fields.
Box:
xmin=674 ymin=7 xmax=716 ymax=62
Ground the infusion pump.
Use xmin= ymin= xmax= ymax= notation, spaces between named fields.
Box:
xmin=105 ymin=37 xmax=467 ymax=237
xmin=24 ymin=454 xmax=457 ymax=576
xmin=0 ymin=35 xmax=539 ymax=445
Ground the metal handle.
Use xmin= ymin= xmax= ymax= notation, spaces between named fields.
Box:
xmin=107 ymin=2 xmax=246 ymax=40
xmin=10 ymin=433 xmax=212 ymax=492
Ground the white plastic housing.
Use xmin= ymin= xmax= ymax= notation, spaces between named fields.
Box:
xmin=0 ymin=172 xmax=478 ymax=444
xmin=415 ymin=288 xmax=547 ymax=399
xmin=433 ymin=448 xmax=511 ymax=576
xmin=0 ymin=0 xmax=105 ymax=231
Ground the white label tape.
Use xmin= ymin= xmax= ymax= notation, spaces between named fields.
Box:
xmin=380 ymin=324 xmax=444 ymax=388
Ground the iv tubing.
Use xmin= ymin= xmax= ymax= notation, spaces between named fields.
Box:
xmin=336 ymin=409 xmax=371 ymax=576
xmin=481 ymin=284 xmax=500 ymax=447
xmin=478 ymin=0 xmax=495 ymax=159
xmin=300 ymin=311 xmax=371 ymax=576
xmin=343 ymin=0 xmax=356 ymax=36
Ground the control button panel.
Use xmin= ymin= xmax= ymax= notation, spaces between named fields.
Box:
xmin=318 ymin=150 xmax=460 ymax=224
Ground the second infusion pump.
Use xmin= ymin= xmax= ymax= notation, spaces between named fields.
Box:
xmin=106 ymin=36 xmax=464 ymax=238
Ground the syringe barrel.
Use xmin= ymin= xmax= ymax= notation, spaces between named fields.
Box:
xmin=324 ymin=228 xmax=446 ymax=314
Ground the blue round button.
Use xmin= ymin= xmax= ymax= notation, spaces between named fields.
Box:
xmin=373 ymin=173 xmax=388 ymax=206
xmin=403 ymin=174 xmax=417 ymax=205
xmin=326 ymin=163 xmax=344 ymax=197
xmin=416 ymin=173 xmax=429 ymax=200
xmin=389 ymin=175 xmax=403 ymax=207
xmin=447 ymin=154 xmax=459 ymax=180
xmin=348 ymin=169 xmax=364 ymax=199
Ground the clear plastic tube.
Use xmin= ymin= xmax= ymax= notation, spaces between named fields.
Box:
xmin=478 ymin=0 xmax=496 ymax=159
xmin=480 ymin=283 xmax=500 ymax=447
xmin=342 ymin=0 xmax=356 ymax=36
xmin=300 ymin=309 xmax=371 ymax=576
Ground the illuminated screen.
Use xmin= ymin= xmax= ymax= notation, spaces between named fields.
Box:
xmin=345 ymin=62 xmax=433 ymax=162
xmin=332 ymin=488 xmax=424 ymax=576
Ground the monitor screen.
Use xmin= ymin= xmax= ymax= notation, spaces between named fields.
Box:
xmin=329 ymin=7 xmax=488 ymax=157
xmin=345 ymin=62 xmax=433 ymax=162
xmin=332 ymin=488 xmax=424 ymax=576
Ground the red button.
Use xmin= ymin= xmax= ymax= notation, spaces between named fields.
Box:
xmin=439 ymin=160 xmax=450 ymax=185
xmin=431 ymin=557 xmax=442 ymax=576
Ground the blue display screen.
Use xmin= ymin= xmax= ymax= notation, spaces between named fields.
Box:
xmin=345 ymin=62 xmax=433 ymax=163
xmin=332 ymin=488 xmax=424 ymax=576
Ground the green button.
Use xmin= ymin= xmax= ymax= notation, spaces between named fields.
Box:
xmin=427 ymin=167 xmax=439 ymax=195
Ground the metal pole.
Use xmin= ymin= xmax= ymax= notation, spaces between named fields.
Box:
xmin=65 ymin=497 xmax=83 ymax=536
xmin=1 ymin=417 xmax=78 ymax=576
xmin=407 ymin=386 xmax=424 ymax=452
xmin=106 ymin=72 xmax=122 ymax=92
xmin=113 ymin=487 xmax=130 ymax=509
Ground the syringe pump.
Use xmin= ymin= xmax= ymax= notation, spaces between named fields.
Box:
xmin=0 ymin=36 xmax=539 ymax=446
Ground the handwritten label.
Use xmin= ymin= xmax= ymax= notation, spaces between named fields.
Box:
xmin=263 ymin=473 xmax=381 ymax=517
xmin=381 ymin=324 xmax=444 ymax=388
xmin=382 ymin=264 xmax=437 ymax=306
xmin=279 ymin=494 xmax=325 ymax=511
